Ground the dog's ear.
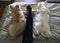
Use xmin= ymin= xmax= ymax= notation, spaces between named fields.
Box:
xmin=10 ymin=5 xmax=13 ymax=9
xmin=15 ymin=5 xmax=19 ymax=8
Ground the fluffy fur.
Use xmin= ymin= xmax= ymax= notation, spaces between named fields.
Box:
xmin=6 ymin=3 xmax=26 ymax=39
xmin=33 ymin=2 xmax=51 ymax=39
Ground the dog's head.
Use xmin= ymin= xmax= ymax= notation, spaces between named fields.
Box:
xmin=9 ymin=4 xmax=20 ymax=17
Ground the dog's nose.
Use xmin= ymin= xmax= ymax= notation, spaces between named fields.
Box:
xmin=35 ymin=34 xmax=39 ymax=36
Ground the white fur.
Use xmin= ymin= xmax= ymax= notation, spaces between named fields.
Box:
xmin=33 ymin=2 xmax=51 ymax=38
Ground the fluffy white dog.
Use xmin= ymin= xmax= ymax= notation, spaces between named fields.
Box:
xmin=33 ymin=2 xmax=51 ymax=39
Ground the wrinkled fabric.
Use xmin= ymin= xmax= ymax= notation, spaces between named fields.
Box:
xmin=46 ymin=3 xmax=60 ymax=40
xmin=0 ymin=6 xmax=12 ymax=39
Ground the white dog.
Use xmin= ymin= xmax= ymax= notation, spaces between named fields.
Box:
xmin=33 ymin=2 xmax=51 ymax=39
